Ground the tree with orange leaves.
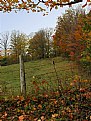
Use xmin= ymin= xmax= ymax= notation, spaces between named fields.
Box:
xmin=53 ymin=8 xmax=86 ymax=59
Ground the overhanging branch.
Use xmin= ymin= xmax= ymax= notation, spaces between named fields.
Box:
xmin=40 ymin=0 xmax=83 ymax=6
xmin=0 ymin=0 xmax=83 ymax=12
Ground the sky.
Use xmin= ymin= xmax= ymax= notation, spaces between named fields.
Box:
xmin=0 ymin=7 xmax=67 ymax=35
xmin=0 ymin=1 xmax=90 ymax=35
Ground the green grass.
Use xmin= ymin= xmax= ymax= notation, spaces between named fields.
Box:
xmin=0 ymin=56 xmax=89 ymax=97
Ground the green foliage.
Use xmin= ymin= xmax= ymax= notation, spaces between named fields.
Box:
xmin=79 ymin=59 xmax=91 ymax=73
xmin=79 ymin=45 xmax=91 ymax=72
xmin=0 ymin=57 xmax=7 ymax=66
xmin=79 ymin=11 xmax=91 ymax=72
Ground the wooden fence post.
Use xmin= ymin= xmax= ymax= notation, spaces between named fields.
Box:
xmin=19 ymin=54 xmax=26 ymax=98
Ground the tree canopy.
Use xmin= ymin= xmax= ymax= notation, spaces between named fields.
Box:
xmin=0 ymin=0 xmax=91 ymax=13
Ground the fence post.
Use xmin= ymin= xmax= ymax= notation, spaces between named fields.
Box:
xmin=19 ymin=54 xmax=26 ymax=98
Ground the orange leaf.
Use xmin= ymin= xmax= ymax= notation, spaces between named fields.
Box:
xmin=4 ymin=112 xmax=7 ymax=117
xmin=32 ymin=9 xmax=36 ymax=12
xmin=19 ymin=96 xmax=24 ymax=101
xmin=41 ymin=116 xmax=45 ymax=120
xmin=38 ymin=104 xmax=42 ymax=109
xmin=19 ymin=115 xmax=24 ymax=121
xmin=13 ymin=0 xmax=19 ymax=3
xmin=45 ymin=2 xmax=49 ymax=6
xmin=52 ymin=113 xmax=58 ymax=118
xmin=87 ymin=0 xmax=91 ymax=2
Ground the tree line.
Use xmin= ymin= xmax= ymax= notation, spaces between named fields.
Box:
xmin=0 ymin=28 xmax=54 ymax=65
xmin=0 ymin=8 xmax=91 ymax=72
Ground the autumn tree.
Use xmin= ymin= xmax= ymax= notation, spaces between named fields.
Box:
xmin=28 ymin=29 xmax=47 ymax=59
xmin=53 ymin=8 xmax=86 ymax=59
xmin=28 ymin=28 xmax=53 ymax=59
xmin=10 ymin=30 xmax=28 ymax=62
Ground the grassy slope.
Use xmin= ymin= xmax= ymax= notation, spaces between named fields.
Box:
xmin=0 ymin=57 xmax=88 ymax=97
xmin=0 ymin=57 xmax=91 ymax=121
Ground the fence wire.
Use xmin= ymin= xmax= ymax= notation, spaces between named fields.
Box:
xmin=0 ymin=58 xmax=90 ymax=97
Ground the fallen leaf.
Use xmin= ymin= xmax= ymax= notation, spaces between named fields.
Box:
xmin=19 ymin=115 xmax=24 ymax=121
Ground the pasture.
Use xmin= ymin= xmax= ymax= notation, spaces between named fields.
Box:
xmin=0 ymin=57 xmax=91 ymax=120
xmin=0 ymin=56 xmax=90 ymax=97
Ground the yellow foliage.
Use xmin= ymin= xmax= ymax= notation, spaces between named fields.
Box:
xmin=86 ymin=55 xmax=91 ymax=61
xmin=0 ymin=55 xmax=3 ymax=59
xmin=52 ymin=113 xmax=59 ymax=118
xmin=62 ymin=0 xmax=69 ymax=2
xmin=88 ymin=31 xmax=91 ymax=37
xmin=12 ymin=0 xmax=19 ymax=3
xmin=38 ymin=104 xmax=42 ymax=109
xmin=7 ymin=0 xmax=11 ymax=3
xmin=74 ymin=31 xmax=82 ymax=40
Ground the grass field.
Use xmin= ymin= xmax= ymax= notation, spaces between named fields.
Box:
xmin=0 ymin=56 xmax=90 ymax=97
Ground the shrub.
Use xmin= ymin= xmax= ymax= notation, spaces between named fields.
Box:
xmin=0 ymin=57 xmax=7 ymax=66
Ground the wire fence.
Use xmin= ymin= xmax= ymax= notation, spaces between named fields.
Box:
xmin=0 ymin=57 xmax=90 ymax=97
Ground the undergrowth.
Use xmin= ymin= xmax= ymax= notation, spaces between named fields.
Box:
xmin=0 ymin=77 xmax=91 ymax=121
